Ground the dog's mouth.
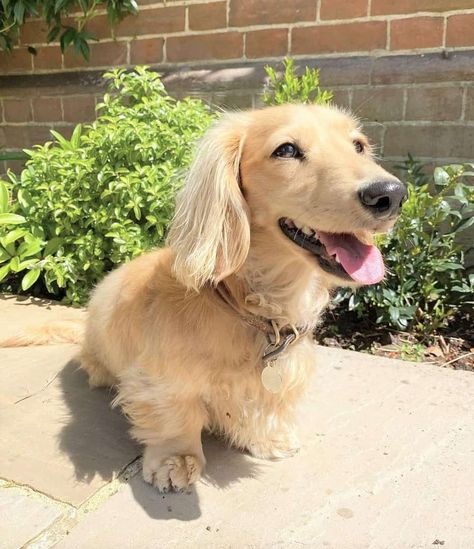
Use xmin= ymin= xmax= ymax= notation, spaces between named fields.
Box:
xmin=278 ymin=218 xmax=385 ymax=285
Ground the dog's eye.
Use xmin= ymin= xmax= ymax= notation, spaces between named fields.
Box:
xmin=353 ymin=140 xmax=365 ymax=154
xmin=272 ymin=143 xmax=303 ymax=159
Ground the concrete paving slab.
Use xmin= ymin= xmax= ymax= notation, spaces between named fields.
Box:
xmin=0 ymin=481 xmax=63 ymax=549
xmin=0 ymin=294 xmax=86 ymax=341
xmin=0 ymin=343 xmax=139 ymax=507
xmin=56 ymin=347 xmax=474 ymax=549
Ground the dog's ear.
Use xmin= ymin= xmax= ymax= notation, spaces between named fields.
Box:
xmin=167 ymin=113 xmax=250 ymax=290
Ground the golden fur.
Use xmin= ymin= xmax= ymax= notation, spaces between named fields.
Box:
xmin=3 ymin=104 xmax=401 ymax=492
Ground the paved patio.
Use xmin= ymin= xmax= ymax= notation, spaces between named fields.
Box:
xmin=1 ymin=295 xmax=473 ymax=548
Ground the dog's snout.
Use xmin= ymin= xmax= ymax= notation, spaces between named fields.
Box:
xmin=358 ymin=180 xmax=407 ymax=218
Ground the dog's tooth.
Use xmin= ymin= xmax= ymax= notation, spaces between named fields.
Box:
xmin=301 ymin=225 xmax=313 ymax=236
xmin=293 ymin=220 xmax=303 ymax=230
xmin=335 ymin=254 xmax=341 ymax=264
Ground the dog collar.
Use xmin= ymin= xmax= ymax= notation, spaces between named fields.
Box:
xmin=215 ymin=283 xmax=308 ymax=363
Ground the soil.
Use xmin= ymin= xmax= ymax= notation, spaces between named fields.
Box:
xmin=316 ymin=311 xmax=474 ymax=373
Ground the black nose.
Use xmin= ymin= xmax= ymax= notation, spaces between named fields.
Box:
xmin=358 ymin=180 xmax=407 ymax=218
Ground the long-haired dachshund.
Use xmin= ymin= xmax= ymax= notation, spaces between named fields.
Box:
xmin=9 ymin=104 xmax=407 ymax=492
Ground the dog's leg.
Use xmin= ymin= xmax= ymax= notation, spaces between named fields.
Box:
xmin=117 ymin=372 xmax=207 ymax=492
xmin=80 ymin=350 xmax=117 ymax=388
xmin=215 ymin=398 xmax=301 ymax=460
xmin=244 ymin=411 xmax=301 ymax=460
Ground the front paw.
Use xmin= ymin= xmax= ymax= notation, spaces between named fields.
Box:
xmin=142 ymin=449 xmax=204 ymax=493
xmin=247 ymin=431 xmax=300 ymax=460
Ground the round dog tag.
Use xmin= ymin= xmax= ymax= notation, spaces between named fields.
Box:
xmin=261 ymin=362 xmax=283 ymax=393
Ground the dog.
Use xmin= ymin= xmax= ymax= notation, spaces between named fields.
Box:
xmin=79 ymin=103 xmax=406 ymax=492
xmin=4 ymin=104 xmax=407 ymax=492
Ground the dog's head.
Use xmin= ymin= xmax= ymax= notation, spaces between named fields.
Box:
xmin=168 ymin=104 xmax=406 ymax=291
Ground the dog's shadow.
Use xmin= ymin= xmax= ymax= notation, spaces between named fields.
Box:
xmin=58 ymin=358 xmax=261 ymax=521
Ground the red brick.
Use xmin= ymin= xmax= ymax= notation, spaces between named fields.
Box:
xmin=320 ymin=0 xmax=368 ymax=20
xmin=352 ymin=88 xmax=404 ymax=121
xmin=405 ymin=87 xmax=463 ymax=121
xmin=20 ymin=20 xmax=50 ymax=45
xmin=391 ymin=17 xmax=444 ymax=50
xmin=167 ymin=32 xmax=243 ymax=62
xmin=2 ymin=125 xmax=52 ymax=149
xmin=446 ymin=14 xmax=474 ymax=47
xmin=372 ymin=0 xmax=474 ymax=15
xmin=32 ymin=97 xmax=63 ymax=123
xmin=62 ymin=96 xmax=96 ymax=123
xmin=384 ymin=124 xmax=474 ymax=159
xmin=0 ymin=48 xmax=32 ymax=73
xmin=330 ymin=89 xmax=351 ymax=110
xmin=83 ymin=15 xmax=113 ymax=40
xmin=466 ymin=88 xmax=474 ymax=120
xmin=130 ymin=38 xmax=164 ymax=64
xmin=189 ymin=2 xmax=227 ymax=31
xmin=292 ymin=21 xmax=387 ymax=55
xmin=229 ymin=0 xmax=315 ymax=27
xmin=32 ymin=47 xmax=62 ymax=71
xmin=3 ymin=99 xmax=32 ymax=123
xmin=361 ymin=123 xmax=384 ymax=151
xmin=4 ymin=159 xmax=27 ymax=174
xmin=115 ymin=6 xmax=185 ymax=37
xmin=64 ymin=41 xmax=127 ymax=69
xmin=246 ymin=29 xmax=288 ymax=59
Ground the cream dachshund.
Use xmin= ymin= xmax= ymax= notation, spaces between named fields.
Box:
xmin=5 ymin=104 xmax=407 ymax=493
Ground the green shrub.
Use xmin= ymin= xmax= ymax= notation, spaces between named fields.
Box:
xmin=263 ymin=58 xmax=333 ymax=106
xmin=334 ymin=158 xmax=474 ymax=334
xmin=1 ymin=66 xmax=215 ymax=304
xmin=0 ymin=180 xmax=45 ymax=291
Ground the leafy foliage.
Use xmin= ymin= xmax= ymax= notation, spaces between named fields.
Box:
xmin=0 ymin=180 xmax=45 ymax=291
xmin=0 ymin=0 xmax=137 ymax=60
xmin=334 ymin=158 xmax=474 ymax=334
xmin=263 ymin=57 xmax=333 ymax=106
xmin=1 ymin=67 xmax=215 ymax=304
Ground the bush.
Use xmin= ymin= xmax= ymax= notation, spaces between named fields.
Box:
xmin=334 ymin=158 xmax=474 ymax=334
xmin=0 ymin=67 xmax=215 ymax=304
xmin=0 ymin=180 xmax=45 ymax=291
xmin=263 ymin=58 xmax=333 ymax=106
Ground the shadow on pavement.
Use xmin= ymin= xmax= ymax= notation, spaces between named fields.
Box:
xmin=58 ymin=358 xmax=261 ymax=521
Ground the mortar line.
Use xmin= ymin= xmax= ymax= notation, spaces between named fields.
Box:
xmin=22 ymin=457 xmax=142 ymax=548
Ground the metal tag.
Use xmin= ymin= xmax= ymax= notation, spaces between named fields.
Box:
xmin=261 ymin=361 xmax=283 ymax=393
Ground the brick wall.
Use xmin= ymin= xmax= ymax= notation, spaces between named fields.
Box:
xmin=1 ymin=0 xmax=474 ymax=175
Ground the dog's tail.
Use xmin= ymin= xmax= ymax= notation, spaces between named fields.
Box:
xmin=0 ymin=319 xmax=84 ymax=348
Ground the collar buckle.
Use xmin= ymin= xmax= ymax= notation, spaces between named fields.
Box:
xmin=262 ymin=324 xmax=301 ymax=363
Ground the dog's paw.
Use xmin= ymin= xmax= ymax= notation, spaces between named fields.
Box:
xmin=142 ymin=452 xmax=203 ymax=493
xmin=247 ymin=432 xmax=300 ymax=460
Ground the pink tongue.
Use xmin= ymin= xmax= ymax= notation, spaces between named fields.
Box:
xmin=318 ymin=232 xmax=385 ymax=284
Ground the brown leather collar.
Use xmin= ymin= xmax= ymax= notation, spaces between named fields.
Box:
xmin=215 ymin=282 xmax=309 ymax=363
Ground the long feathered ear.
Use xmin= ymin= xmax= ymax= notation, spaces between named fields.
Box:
xmin=167 ymin=113 xmax=251 ymax=291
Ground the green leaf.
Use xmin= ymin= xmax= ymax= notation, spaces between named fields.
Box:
xmin=44 ymin=237 xmax=63 ymax=256
xmin=70 ymin=124 xmax=82 ymax=148
xmin=47 ymin=26 xmax=61 ymax=43
xmin=0 ymin=264 xmax=10 ymax=282
xmin=17 ymin=238 xmax=43 ymax=258
xmin=433 ymin=167 xmax=449 ymax=187
xmin=60 ymin=27 xmax=77 ymax=53
xmin=1 ymin=228 xmax=26 ymax=246
xmin=13 ymin=1 xmax=26 ymax=23
xmin=0 ymin=180 xmax=9 ymax=214
xmin=21 ymin=268 xmax=41 ymax=291
xmin=0 ymin=213 xmax=26 ymax=225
